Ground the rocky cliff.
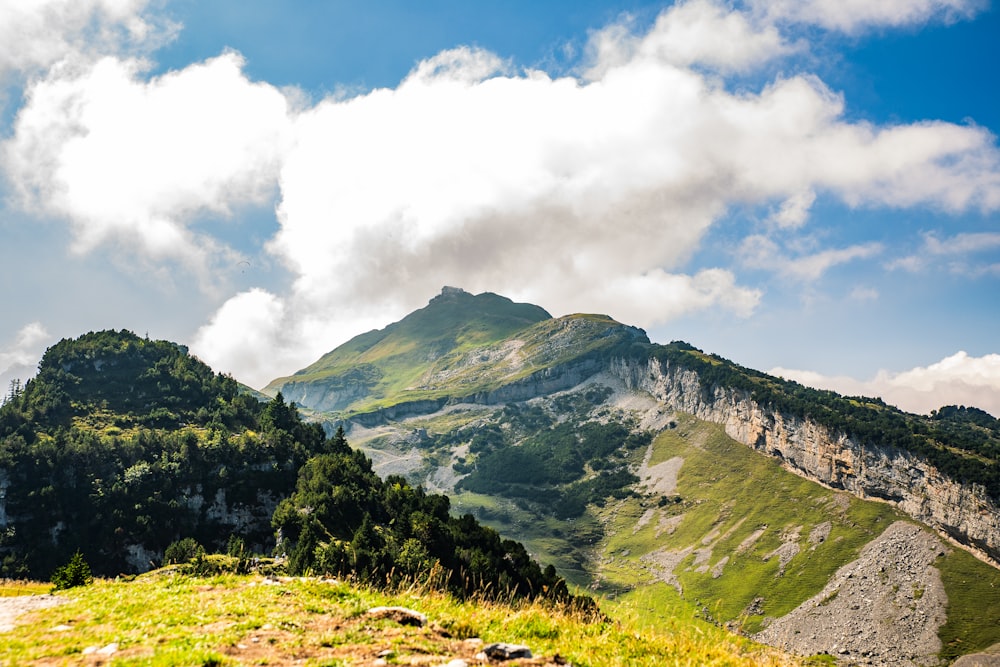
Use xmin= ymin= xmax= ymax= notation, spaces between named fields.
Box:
xmin=610 ymin=356 xmax=1000 ymax=566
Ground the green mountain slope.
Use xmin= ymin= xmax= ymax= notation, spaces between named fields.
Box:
xmin=263 ymin=287 xmax=553 ymax=413
xmin=264 ymin=287 xmax=650 ymax=416
xmin=271 ymin=288 xmax=1000 ymax=664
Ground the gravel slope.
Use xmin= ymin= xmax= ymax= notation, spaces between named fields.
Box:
xmin=755 ymin=521 xmax=948 ymax=666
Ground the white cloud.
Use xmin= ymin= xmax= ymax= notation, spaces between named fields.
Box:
xmin=586 ymin=0 xmax=796 ymax=77
xmin=890 ymin=230 xmax=1000 ymax=275
xmin=213 ymin=19 xmax=998 ymax=383
xmin=190 ymin=289 xmax=288 ymax=387
xmin=751 ymin=0 xmax=984 ymax=33
xmin=768 ymin=189 xmax=816 ymax=229
xmin=5 ymin=3 xmax=1000 ymax=387
xmin=0 ymin=0 xmax=175 ymax=79
xmin=772 ymin=351 xmax=1000 ymax=417
xmin=3 ymin=52 xmax=292 ymax=287
xmin=0 ymin=322 xmax=52 ymax=398
xmin=741 ymin=235 xmax=883 ymax=280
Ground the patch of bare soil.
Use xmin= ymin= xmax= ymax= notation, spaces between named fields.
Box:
xmin=0 ymin=594 xmax=67 ymax=632
xmin=638 ymin=441 xmax=683 ymax=497
xmin=217 ymin=610 xmax=570 ymax=667
xmin=363 ymin=445 xmax=426 ymax=479
xmin=642 ymin=546 xmax=694 ymax=593
xmin=755 ymin=521 xmax=949 ymax=666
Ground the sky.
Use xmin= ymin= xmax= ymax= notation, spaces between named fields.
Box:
xmin=1 ymin=0 xmax=999 ymax=417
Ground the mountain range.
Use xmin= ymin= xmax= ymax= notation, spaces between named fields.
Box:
xmin=265 ymin=287 xmax=1000 ymax=665
xmin=2 ymin=287 xmax=999 ymax=665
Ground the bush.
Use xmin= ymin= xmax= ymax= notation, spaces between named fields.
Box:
xmin=164 ymin=538 xmax=205 ymax=565
xmin=51 ymin=551 xmax=93 ymax=591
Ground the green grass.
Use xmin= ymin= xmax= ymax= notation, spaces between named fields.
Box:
xmin=597 ymin=413 xmax=904 ymax=632
xmin=937 ymin=547 xmax=1000 ymax=661
xmin=0 ymin=581 xmax=50 ymax=597
xmin=0 ymin=573 xmax=801 ymax=666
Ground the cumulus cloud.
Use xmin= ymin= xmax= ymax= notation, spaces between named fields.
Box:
xmin=0 ymin=322 xmax=52 ymax=398
xmin=200 ymin=14 xmax=999 ymax=384
xmin=4 ymin=2 xmax=1000 ymax=387
xmin=3 ymin=52 xmax=292 ymax=287
xmin=772 ymin=351 xmax=1000 ymax=417
xmin=586 ymin=0 xmax=796 ymax=76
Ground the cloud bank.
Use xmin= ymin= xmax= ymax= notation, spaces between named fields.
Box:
xmin=2 ymin=0 xmax=999 ymax=388
xmin=772 ymin=351 xmax=1000 ymax=417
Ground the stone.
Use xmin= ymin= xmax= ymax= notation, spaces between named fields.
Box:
xmin=365 ymin=606 xmax=427 ymax=627
xmin=481 ymin=642 xmax=533 ymax=660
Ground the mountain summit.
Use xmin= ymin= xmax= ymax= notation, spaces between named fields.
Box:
xmin=264 ymin=287 xmax=645 ymax=415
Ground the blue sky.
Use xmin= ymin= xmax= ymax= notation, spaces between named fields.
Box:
xmin=1 ymin=0 xmax=999 ymax=416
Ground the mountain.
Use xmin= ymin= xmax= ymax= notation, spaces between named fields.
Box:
xmin=0 ymin=329 xmax=583 ymax=609
xmin=270 ymin=287 xmax=1000 ymax=665
xmin=264 ymin=287 xmax=565 ymax=413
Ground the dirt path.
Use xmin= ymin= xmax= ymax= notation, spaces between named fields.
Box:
xmin=0 ymin=594 xmax=67 ymax=632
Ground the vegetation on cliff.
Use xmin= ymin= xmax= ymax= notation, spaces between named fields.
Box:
xmin=644 ymin=343 xmax=1000 ymax=501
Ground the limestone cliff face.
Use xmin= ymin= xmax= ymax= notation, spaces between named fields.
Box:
xmin=609 ymin=357 xmax=1000 ymax=566
xmin=279 ymin=378 xmax=373 ymax=414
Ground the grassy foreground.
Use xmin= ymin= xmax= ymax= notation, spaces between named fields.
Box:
xmin=0 ymin=573 xmax=800 ymax=666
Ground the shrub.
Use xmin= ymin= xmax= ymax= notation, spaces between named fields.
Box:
xmin=51 ymin=551 xmax=93 ymax=591
xmin=164 ymin=537 xmax=205 ymax=565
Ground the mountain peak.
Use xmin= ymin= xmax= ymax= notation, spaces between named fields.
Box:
xmin=432 ymin=285 xmax=470 ymax=302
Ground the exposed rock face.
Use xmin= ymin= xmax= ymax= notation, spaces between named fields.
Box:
xmin=609 ymin=357 xmax=1000 ymax=566
xmin=279 ymin=366 xmax=379 ymax=413
xmin=348 ymin=359 xmax=606 ymax=427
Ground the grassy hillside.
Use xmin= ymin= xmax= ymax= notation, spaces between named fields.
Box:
xmin=0 ymin=573 xmax=800 ymax=666
xmin=263 ymin=290 xmax=652 ymax=417
xmin=264 ymin=289 xmax=552 ymax=409
xmin=596 ymin=414 xmax=1000 ymax=655
xmin=597 ymin=415 xmax=905 ymax=627
xmin=352 ymin=401 xmax=1000 ymax=662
